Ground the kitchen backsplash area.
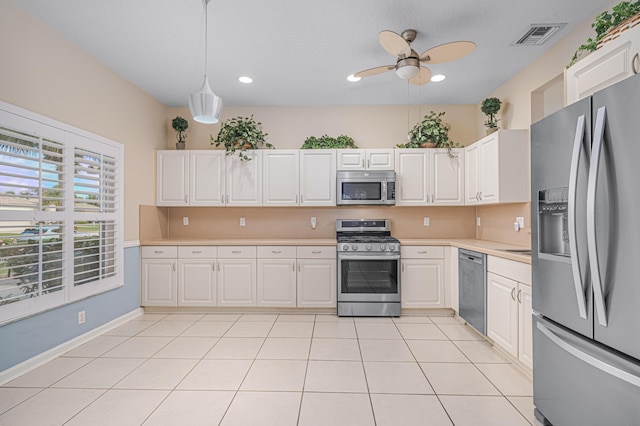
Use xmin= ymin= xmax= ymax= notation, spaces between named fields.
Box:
xmin=140 ymin=204 xmax=531 ymax=246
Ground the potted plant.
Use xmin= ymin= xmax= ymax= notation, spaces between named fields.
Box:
xmin=171 ymin=116 xmax=189 ymax=150
xmin=568 ymin=1 xmax=640 ymax=67
xmin=481 ymin=97 xmax=502 ymax=135
xmin=211 ymin=115 xmax=273 ymax=161
xmin=397 ymin=111 xmax=459 ymax=156
xmin=300 ymin=134 xmax=358 ymax=149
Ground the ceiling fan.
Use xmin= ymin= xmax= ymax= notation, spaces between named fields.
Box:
xmin=354 ymin=29 xmax=476 ymax=85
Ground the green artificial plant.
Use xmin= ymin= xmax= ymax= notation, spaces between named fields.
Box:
xmin=481 ymin=97 xmax=502 ymax=129
xmin=211 ymin=115 xmax=273 ymax=161
xmin=171 ymin=116 xmax=189 ymax=144
xmin=300 ymin=134 xmax=358 ymax=149
xmin=397 ymin=111 xmax=459 ymax=156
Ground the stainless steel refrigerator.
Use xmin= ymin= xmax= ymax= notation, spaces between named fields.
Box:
xmin=531 ymin=73 xmax=640 ymax=426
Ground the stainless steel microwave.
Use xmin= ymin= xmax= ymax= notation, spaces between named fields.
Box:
xmin=336 ymin=170 xmax=396 ymax=206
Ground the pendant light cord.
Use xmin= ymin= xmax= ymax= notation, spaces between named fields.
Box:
xmin=204 ymin=0 xmax=209 ymax=78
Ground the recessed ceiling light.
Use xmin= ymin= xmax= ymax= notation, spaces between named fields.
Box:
xmin=347 ymin=74 xmax=361 ymax=82
xmin=431 ymin=74 xmax=446 ymax=82
xmin=238 ymin=76 xmax=253 ymax=84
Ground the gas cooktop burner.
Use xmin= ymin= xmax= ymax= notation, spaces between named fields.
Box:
xmin=338 ymin=235 xmax=400 ymax=244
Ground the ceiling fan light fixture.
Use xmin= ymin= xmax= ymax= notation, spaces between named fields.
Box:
xmin=189 ymin=0 xmax=222 ymax=124
xmin=347 ymin=74 xmax=361 ymax=82
xmin=431 ymin=74 xmax=446 ymax=82
xmin=189 ymin=75 xmax=223 ymax=123
xmin=396 ymin=64 xmax=420 ymax=80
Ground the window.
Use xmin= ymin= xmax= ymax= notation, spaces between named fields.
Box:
xmin=0 ymin=102 xmax=123 ymax=324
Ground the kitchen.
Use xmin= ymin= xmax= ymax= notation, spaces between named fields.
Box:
xmin=1 ymin=0 xmax=638 ymax=424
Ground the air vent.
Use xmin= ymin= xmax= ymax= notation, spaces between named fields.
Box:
xmin=514 ymin=24 xmax=566 ymax=46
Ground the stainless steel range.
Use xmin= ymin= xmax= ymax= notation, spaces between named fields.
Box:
xmin=336 ymin=219 xmax=400 ymax=317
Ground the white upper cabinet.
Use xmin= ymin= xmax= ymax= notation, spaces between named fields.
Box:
xmin=566 ymin=24 xmax=639 ymax=105
xmin=337 ymin=149 xmax=394 ymax=170
xmin=299 ymin=150 xmax=336 ymax=206
xmin=262 ymin=150 xmax=300 ymax=206
xmin=395 ymin=148 xmax=464 ymax=206
xmin=190 ymin=151 xmax=225 ymax=206
xmin=464 ymin=129 xmax=529 ymax=205
xmin=226 ymin=151 xmax=262 ymax=206
xmin=157 ymin=151 xmax=188 ymax=206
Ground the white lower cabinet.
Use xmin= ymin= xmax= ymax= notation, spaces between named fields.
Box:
xmin=177 ymin=246 xmax=217 ymax=306
xmin=257 ymin=246 xmax=297 ymax=307
xmin=296 ymin=246 xmax=337 ymax=308
xmin=217 ymin=246 xmax=257 ymax=307
xmin=487 ymin=256 xmax=532 ymax=369
xmin=141 ymin=246 xmax=178 ymax=306
xmin=401 ymin=246 xmax=445 ymax=308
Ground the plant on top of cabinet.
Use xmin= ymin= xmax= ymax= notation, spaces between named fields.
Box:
xmin=481 ymin=97 xmax=502 ymax=135
xmin=397 ymin=110 xmax=459 ymax=156
xmin=568 ymin=0 xmax=640 ymax=67
xmin=301 ymin=134 xmax=358 ymax=149
xmin=171 ymin=116 xmax=189 ymax=150
xmin=211 ymin=115 xmax=273 ymax=161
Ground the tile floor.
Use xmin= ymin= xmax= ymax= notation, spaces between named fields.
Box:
xmin=0 ymin=313 xmax=542 ymax=425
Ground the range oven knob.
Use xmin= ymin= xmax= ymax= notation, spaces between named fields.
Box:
xmin=366 ymin=244 xmax=372 ymax=251
xmin=351 ymin=245 xmax=358 ymax=251
xmin=380 ymin=244 xmax=387 ymax=251
xmin=389 ymin=244 xmax=397 ymax=251
xmin=342 ymin=244 xmax=350 ymax=251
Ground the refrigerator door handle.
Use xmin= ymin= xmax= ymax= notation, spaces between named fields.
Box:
xmin=587 ymin=106 xmax=608 ymax=327
xmin=568 ymin=114 xmax=588 ymax=319
xmin=537 ymin=321 xmax=640 ymax=388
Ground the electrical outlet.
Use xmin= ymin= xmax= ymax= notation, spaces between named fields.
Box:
xmin=423 ymin=217 xmax=430 ymax=226
xmin=476 ymin=217 xmax=481 ymax=227
xmin=183 ymin=217 xmax=189 ymax=226
xmin=311 ymin=217 xmax=317 ymax=229
xmin=516 ymin=217 xmax=525 ymax=228
xmin=240 ymin=217 xmax=246 ymax=227
xmin=78 ymin=310 xmax=85 ymax=324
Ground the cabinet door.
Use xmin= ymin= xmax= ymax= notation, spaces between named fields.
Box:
xmin=217 ymin=259 xmax=256 ymax=306
xmin=257 ymin=259 xmax=296 ymax=307
xmin=263 ymin=150 xmax=300 ymax=206
xmin=464 ymin=144 xmax=480 ymax=205
xmin=518 ymin=283 xmax=533 ymax=369
xmin=401 ymin=259 xmax=444 ymax=308
xmin=300 ymin=150 xmax=336 ymax=206
xmin=190 ymin=151 xmax=225 ymax=206
xmin=142 ymin=259 xmax=177 ymax=306
xmin=178 ymin=259 xmax=216 ymax=306
xmin=366 ymin=149 xmax=395 ymax=170
xmin=297 ymin=259 xmax=336 ymax=308
xmin=431 ymin=148 xmax=464 ymax=205
xmin=226 ymin=151 xmax=262 ymax=206
xmin=337 ymin=149 xmax=365 ymax=170
xmin=157 ymin=151 xmax=188 ymax=206
xmin=487 ymin=272 xmax=518 ymax=357
xmin=479 ymin=135 xmax=499 ymax=204
xmin=395 ymin=149 xmax=429 ymax=206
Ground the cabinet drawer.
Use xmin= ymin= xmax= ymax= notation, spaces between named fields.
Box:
xmin=178 ymin=246 xmax=217 ymax=259
xmin=401 ymin=246 xmax=444 ymax=259
xmin=296 ymin=246 xmax=336 ymax=259
xmin=141 ymin=246 xmax=178 ymax=259
xmin=488 ymin=256 xmax=531 ymax=285
xmin=257 ymin=246 xmax=296 ymax=258
xmin=218 ymin=246 xmax=257 ymax=258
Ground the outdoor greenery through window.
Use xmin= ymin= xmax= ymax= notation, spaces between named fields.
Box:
xmin=0 ymin=103 xmax=123 ymax=324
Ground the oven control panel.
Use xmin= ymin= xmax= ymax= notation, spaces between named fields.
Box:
xmin=339 ymin=243 xmax=399 ymax=253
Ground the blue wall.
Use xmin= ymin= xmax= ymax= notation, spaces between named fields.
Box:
xmin=0 ymin=246 xmax=140 ymax=372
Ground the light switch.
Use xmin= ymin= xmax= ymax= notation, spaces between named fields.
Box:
xmin=240 ymin=218 xmax=246 ymax=227
xmin=183 ymin=217 xmax=189 ymax=226
xmin=476 ymin=217 xmax=481 ymax=227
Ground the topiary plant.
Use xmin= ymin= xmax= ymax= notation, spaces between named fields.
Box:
xmin=211 ymin=115 xmax=273 ymax=161
xmin=300 ymin=134 xmax=358 ymax=149
xmin=171 ymin=116 xmax=189 ymax=144
xmin=481 ymin=97 xmax=502 ymax=129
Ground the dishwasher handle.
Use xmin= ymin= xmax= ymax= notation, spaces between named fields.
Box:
xmin=459 ymin=250 xmax=485 ymax=265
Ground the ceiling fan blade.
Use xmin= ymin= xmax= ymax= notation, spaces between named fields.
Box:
xmin=419 ymin=41 xmax=476 ymax=63
xmin=379 ymin=30 xmax=411 ymax=57
xmin=354 ymin=65 xmax=395 ymax=78
xmin=409 ymin=66 xmax=432 ymax=86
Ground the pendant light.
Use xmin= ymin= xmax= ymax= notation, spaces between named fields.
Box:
xmin=189 ymin=0 xmax=223 ymax=124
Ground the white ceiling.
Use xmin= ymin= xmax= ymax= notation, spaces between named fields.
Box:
xmin=15 ymin=0 xmax=612 ymax=107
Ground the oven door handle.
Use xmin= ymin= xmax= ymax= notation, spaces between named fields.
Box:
xmin=339 ymin=254 xmax=401 ymax=260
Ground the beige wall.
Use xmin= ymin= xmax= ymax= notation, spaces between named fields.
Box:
xmin=0 ymin=0 xmax=168 ymax=242
xmin=166 ymin=104 xmax=479 ymax=151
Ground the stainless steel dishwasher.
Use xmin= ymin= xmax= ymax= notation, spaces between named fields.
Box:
xmin=458 ymin=249 xmax=487 ymax=335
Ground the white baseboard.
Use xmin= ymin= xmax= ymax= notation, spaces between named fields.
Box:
xmin=0 ymin=307 xmax=144 ymax=386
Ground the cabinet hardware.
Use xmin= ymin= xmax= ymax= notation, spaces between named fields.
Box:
xmin=300 ymin=195 xmax=303 ymax=203
xmin=154 ymin=250 xmax=163 ymax=254
xmin=511 ymin=287 xmax=516 ymax=301
xmin=517 ymin=289 xmax=522 ymax=303
xmin=402 ymin=263 xmax=404 ymax=272
xmin=298 ymin=263 xmax=300 ymax=272
xmin=272 ymin=250 xmax=281 ymax=254
xmin=633 ymin=53 xmax=639 ymax=75
xmin=417 ymin=251 xmax=427 ymax=254
xmin=362 ymin=159 xmax=365 ymax=168
xmin=184 ymin=195 xmax=187 ymax=204
xmin=192 ymin=250 xmax=202 ymax=254
xmin=312 ymin=250 xmax=321 ymax=254
xmin=296 ymin=195 xmax=298 ymax=204
xmin=479 ymin=191 xmax=483 ymax=200
xmin=232 ymin=250 xmax=241 ymax=254
xmin=367 ymin=159 xmax=370 ymax=168
xmin=212 ymin=263 xmax=215 ymax=271
xmin=172 ymin=262 xmax=176 ymax=271
xmin=217 ymin=261 xmax=220 ymax=270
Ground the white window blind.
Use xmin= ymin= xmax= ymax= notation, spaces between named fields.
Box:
xmin=0 ymin=103 xmax=123 ymax=324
